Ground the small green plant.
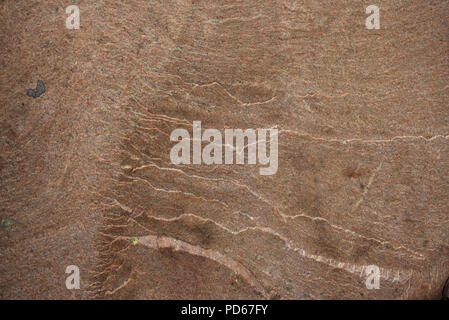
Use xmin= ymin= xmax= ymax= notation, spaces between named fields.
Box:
xmin=131 ymin=237 xmax=139 ymax=245
xmin=1 ymin=218 xmax=13 ymax=230
xmin=286 ymin=279 xmax=292 ymax=291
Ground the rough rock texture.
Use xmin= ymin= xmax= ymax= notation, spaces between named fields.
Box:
xmin=0 ymin=0 xmax=448 ymax=299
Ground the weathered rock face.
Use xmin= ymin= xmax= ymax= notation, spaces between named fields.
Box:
xmin=0 ymin=0 xmax=447 ymax=299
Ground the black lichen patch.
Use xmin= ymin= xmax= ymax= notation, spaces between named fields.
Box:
xmin=26 ymin=80 xmax=46 ymax=98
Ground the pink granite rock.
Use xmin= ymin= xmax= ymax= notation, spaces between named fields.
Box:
xmin=0 ymin=0 xmax=447 ymax=299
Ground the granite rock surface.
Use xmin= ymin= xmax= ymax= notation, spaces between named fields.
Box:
xmin=0 ymin=0 xmax=448 ymax=299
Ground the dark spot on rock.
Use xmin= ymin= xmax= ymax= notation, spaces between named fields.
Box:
xmin=191 ymin=223 xmax=214 ymax=246
xmin=343 ymin=166 xmax=362 ymax=178
xmin=269 ymin=290 xmax=281 ymax=300
xmin=26 ymin=89 xmax=36 ymax=98
xmin=26 ymin=80 xmax=46 ymax=98
xmin=159 ymin=245 xmax=176 ymax=258
xmin=443 ymin=277 xmax=449 ymax=299
xmin=343 ymin=164 xmax=371 ymax=179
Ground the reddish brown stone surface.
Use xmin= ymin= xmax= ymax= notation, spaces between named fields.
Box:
xmin=0 ymin=0 xmax=448 ymax=299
